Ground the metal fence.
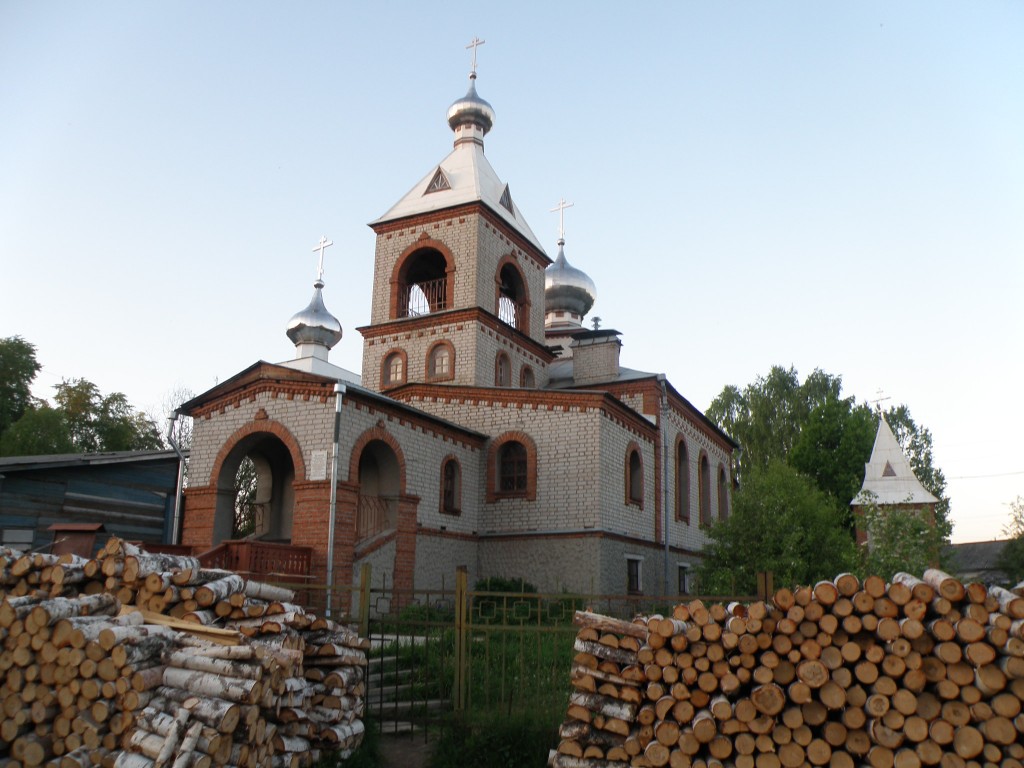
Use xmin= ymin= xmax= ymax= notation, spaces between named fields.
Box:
xmin=307 ymin=567 xmax=760 ymax=737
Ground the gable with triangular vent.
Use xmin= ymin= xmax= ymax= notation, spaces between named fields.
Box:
xmin=499 ymin=184 xmax=514 ymax=213
xmin=424 ymin=167 xmax=451 ymax=194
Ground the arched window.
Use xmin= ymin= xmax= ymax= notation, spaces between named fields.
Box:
xmin=718 ymin=464 xmax=729 ymax=521
xmin=392 ymin=245 xmax=452 ymax=319
xmin=520 ymin=366 xmax=535 ymax=388
xmin=440 ymin=457 xmax=461 ymax=515
xmin=487 ymin=432 xmax=537 ymax=502
xmin=495 ymin=258 xmax=529 ymax=333
xmin=427 ymin=341 xmax=454 ymax=382
xmin=699 ymin=453 xmax=712 ymax=526
xmin=495 ymin=352 xmax=511 ymax=387
xmin=675 ymin=439 xmax=690 ymax=523
xmin=498 ymin=442 xmax=527 ymax=494
xmin=626 ymin=447 xmax=644 ymax=506
xmin=381 ymin=350 xmax=406 ymax=389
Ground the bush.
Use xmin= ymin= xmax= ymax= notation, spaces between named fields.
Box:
xmin=473 ymin=576 xmax=538 ymax=593
xmin=427 ymin=711 xmax=556 ymax=768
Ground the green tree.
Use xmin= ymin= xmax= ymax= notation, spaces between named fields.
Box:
xmin=789 ymin=397 xmax=877 ymax=520
xmin=53 ymin=378 xmax=162 ymax=453
xmin=0 ymin=404 xmax=75 ymax=456
xmin=0 ymin=336 xmax=41 ymax=439
xmin=995 ymin=496 xmax=1024 ymax=586
xmin=706 ymin=366 xmax=842 ymax=482
xmin=696 ymin=461 xmax=858 ymax=595
xmin=858 ymin=493 xmax=947 ymax=580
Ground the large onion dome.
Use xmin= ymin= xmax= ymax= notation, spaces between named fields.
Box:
xmin=545 ymin=239 xmax=596 ymax=329
xmin=286 ymin=278 xmax=343 ymax=359
xmin=447 ymin=73 xmax=495 ymax=147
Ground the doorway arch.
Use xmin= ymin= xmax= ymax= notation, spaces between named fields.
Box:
xmin=352 ymin=434 xmax=404 ymax=542
xmin=212 ymin=429 xmax=297 ymax=545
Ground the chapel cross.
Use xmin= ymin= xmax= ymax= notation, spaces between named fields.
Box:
xmin=466 ymin=37 xmax=486 ymax=74
xmin=870 ymin=388 xmax=891 ymax=412
xmin=550 ymin=198 xmax=574 ymax=242
xmin=313 ymin=236 xmax=334 ymax=281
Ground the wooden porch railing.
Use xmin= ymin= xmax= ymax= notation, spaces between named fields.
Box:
xmin=197 ymin=539 xmax=312 ymax=582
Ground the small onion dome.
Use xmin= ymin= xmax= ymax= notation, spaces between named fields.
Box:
xmin=286 ymin=279 xmax=343 ymax=352
xmin=447 ymin=74 xmax=495 ymax=145
xmin=545 ymin=240 xmax=596 ymax=329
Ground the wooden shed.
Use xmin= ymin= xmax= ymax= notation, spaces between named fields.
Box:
xmin=0 ymin=449 xmax=181 ymax=555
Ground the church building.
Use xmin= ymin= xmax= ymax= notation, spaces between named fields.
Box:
xmin=178 ymin=55 xmax=736 ymax=597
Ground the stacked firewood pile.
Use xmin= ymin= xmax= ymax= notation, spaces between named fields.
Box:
xmin=1 ymin=539 xmax=368 ymax=768
xmin=550 ymin=570 xmax=1024 ymax=768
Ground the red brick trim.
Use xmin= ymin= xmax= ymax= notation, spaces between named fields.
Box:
xmin=389 ymin=236 xmax=456 ymax=320
xmin=380 ymin=348 xmax=408 ymax=391
xmin=717 ymin=463 xmax=729 ymax=521
xmin=486 ymin=431 xmax=537 ymax=502
xmin=347 ymin=426 xmax=407 ymax=494
xmin=358 ymin=307 xmax=554 ymax=363
xmin=371 ymin=202 xmax=551 ymax=270
xmin=625 ymin=441 xmax=644 ymax=509
xmin=494 ymin=351 xmax=511 ymax=387
xmin=675 ymin=436 xmax=691 ymax=524
xmin=493 ymin=254 xmax=531 ymax=336
xmin=599 ymin=377 xmax=737 ymax=453
xmin=395 ymin=383 xmax=659 ymax=443
xmin=425 ymin=339 xmax=456 ymax=382
xmin=206 ymin=419 xmax=307 ymax=490
xmin=698 ymin=451 xmax=712 ymax=526
xmin=439 ymin=455 xmax=462 ymax=515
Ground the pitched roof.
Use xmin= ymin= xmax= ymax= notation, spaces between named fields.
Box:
xmin=853 ymin=417 xmax=938 ymax=505
xmin=371 ymin=144 xmax=545 ymax=254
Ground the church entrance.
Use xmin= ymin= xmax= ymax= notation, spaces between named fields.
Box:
xmin=213 ymin=432 xmax=295 ymax=545
xmin=355 ymin=439 xmax=400 ymax=543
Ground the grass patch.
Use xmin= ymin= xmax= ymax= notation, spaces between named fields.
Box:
xmin=427 ymin=709 xmax=558 ymax=768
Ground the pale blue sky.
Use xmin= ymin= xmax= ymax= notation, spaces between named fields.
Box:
xmin=1 ymin=2 xmax=1021 ymax=543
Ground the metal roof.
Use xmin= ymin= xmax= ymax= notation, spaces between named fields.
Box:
xmin=853 ymin=417 xmax=939 ymax=505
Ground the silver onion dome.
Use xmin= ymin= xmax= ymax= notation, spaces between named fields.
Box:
xmin=545 ymin=240 xmax=596 ymax=328
xmin=447 ymin=74 xmax=495 ymax=136
xmin=286 ymin=279 xmax=343 ymax=351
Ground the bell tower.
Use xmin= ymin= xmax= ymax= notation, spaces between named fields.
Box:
xmin=358 ymin=44 xmax=553 ymax=392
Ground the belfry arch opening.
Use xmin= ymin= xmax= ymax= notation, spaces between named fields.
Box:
xmin=496 ymin=260 xmax=529 ymax=333
xmin=395 ymin=247 xmax=450 ymax=318
xmin=214 ymin=433 xmax=295 ymax=545
xmin=356 ymin=439 xmax=402 ymax=542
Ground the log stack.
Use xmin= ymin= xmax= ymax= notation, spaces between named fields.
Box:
xmin=550 ymin=570 xmax=1024 ymax=768
xmin=1 ymin=539 xmax=369 ymax=768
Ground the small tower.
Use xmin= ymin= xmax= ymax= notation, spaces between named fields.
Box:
xmin=851 ymin=416 xmax=938 ymax=546
xmin=360 ymin=42 xmax=552 ymax=391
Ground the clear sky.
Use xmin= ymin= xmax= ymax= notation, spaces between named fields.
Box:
xmin=1 ymin=2 xmax=1021 ymax=544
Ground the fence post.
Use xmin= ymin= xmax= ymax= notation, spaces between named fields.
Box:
xmin=358 ymin=563 xmax=372 ymax=639
xmin=453 ymin=566 xmax=468 ymax=711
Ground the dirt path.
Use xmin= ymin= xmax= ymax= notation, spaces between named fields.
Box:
xmin=377 ymin=734 xmax=433 ymax=768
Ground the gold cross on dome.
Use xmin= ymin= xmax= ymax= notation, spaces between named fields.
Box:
xmin=550 ymin=198 xmax=574 ymax=241
xmin=313 ymin=236 xmax=333 ymax=281
xmin=466 ymin=37 xmax=485 ymax=74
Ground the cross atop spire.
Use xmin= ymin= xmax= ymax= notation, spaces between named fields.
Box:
xmin=550 ymin=198 xmax=574 ymax=243
xmin=870 ymin=388 xmax=891 ymax=413
xmin=466 ymin=37 xmax=485 ymax=76
xmin=313 ymin=236 xmax=333 ymax=282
